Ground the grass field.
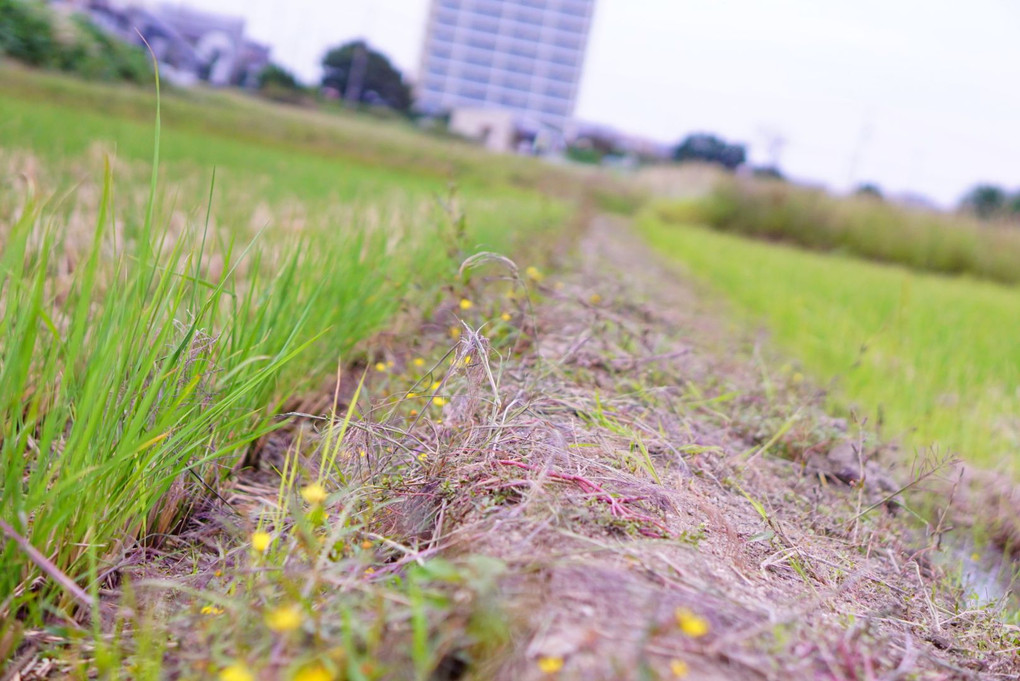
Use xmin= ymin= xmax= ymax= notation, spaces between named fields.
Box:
xmin=0 ymin=66 xmax=578 ymax=639
xmin=639 ymin=216 xmax=1020 ymax=472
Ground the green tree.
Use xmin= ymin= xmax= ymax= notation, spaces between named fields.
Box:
xmin=855 ymin=183 xmax=883 ymax=200
xmin=961 ymin=184 xmax=1007 ymax=220
xmin=321 ymin=40 xmax=411 ymax=112
xmin=672 ymin=133 xmax=746 ymax=171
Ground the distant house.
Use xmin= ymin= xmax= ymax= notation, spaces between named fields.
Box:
xmin=58 ymin=0 xmax=270 ymax=87
xmin=155 ymin=4 xmax=268 ymax=87
xmin=449 ymin=107 xmax=560 ymax=155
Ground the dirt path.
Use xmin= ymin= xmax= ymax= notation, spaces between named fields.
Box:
xmin=414 ymin=215 xmax=1019 ymax=679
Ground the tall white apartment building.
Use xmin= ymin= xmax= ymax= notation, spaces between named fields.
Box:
xmin=417 ymin=0 xmax=596 ymax=134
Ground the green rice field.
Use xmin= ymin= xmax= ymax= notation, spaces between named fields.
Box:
xmin=639 ymin=216 xmax=1020 ymax=472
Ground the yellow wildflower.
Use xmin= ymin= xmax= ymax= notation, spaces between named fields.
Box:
xmin=219 ymin=663 xmax=254 ymax=681
xmin=525 ymin=266 xmax=543 ymax=282
xmin=449 ymin=326 xmax=461 ymax=339
xmin=589 ymin=293 xmax=602 ymax=304
xmin=265 ymin=604 xmax=303 ymax=633
xmin=670 ymin=659 xmax=689 ymax=677
xmin=251 ymin=531 xmax=272 ymax=553
xmin=431 ymin=381 xmax=442 ymax=390
xmin=293 ymin=663 xmax=334 ymax=681
xmin=201 ymin=605 xmax=224 ymax=616
xmin=413 ymin=357 xmax=426 ymax=368
xmin=459 ymin=298 xmax=473 ymax=310
xmin=500 ymin=312 xmax=512 ymax=322
xmin=360 ymin=540 xmax=373 ymax=549
xmin=374 ymin=362 xmax=387 ymax=372
xmin=463 ymin=355 xmax=472 ymax=365
xmin=417 ymin=452 xmax=427 ymax=462
xmin=433 ymin=397 xmax=446 ymax=407
xmin=675 ymin=607 xmax=710 ymax=637
xmin=536 ymin=656 xmax=563 ymax=673
xmin=406 ymin=391 xmax=417 ymax=399
xmin=301 ymin=482 xmax=328 ymax=505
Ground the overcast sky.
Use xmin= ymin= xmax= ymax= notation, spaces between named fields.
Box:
xmin=184 ymin=0 xmax=1019 ymax=206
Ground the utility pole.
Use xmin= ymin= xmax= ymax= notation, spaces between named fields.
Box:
xmin=343 ymin=41 xmax=369 ymax=105
xmin=344 ymin=6 xmax=377 ymax=106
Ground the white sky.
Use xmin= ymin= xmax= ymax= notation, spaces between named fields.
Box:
xmin=183 ymin=0 xmax=1020 ymax=206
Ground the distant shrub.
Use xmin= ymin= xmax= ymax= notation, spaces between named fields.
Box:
xmin=258 ymin=63 xmax=300 ymax=90
xmin=655 ymin=177 xmax=1020 ymax=286
xmin=0 ymin=0 xmax=150 ymax=83
xmin=0 ymin=0 xmax=56 ymax=66
xmin=257 ymin=63 xmax=306 ymax=103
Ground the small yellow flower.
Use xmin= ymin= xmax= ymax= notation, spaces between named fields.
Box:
xmin=413 ymin=357 xmax=426 ymax=368
xmin=500 ymin=312 xmax=512 ymax=322
xmin=213 ymin=569 xmax=222 ymax=577
xmin=219 ymin=662 xmax=254 ymax=681
xmin=417 ymin=452 xmax=427 ymax=462
xmin=365 ymin=567 xmax=375 ymax=575
xmin=301 ymin=482 xmax=328 ymax=505
xmin=293 ymin=663 xmax=334 ymax=681
xmin=251 ymin=531 xmax=272 ymax=553
xmin=675 ymin=608 xmax=710 ymax=637
xmin=360 ymin=539 xmax=373 ymax=549
xmin=449 ymin=326 xmax=461 ymax=339
xmin=201 ymin=605 xmax=224 ymax=616
xmin=525 ymin=266 xmax=543 ymax=282
xmin=433 ymin=397 xmax=446 ymax=407
xmin=462 ymin=355 xmax=472 ymax=365
xmin=589 ymin=293 xmax=602 ymax=304
xmin=670 ymin=659 xmax=689 ymax=677
xmin=265 ymin=604 xmax=303 ymax=633
xmin=409 ymin=409 xmax=418 ymax=416
xmin=359 ymin=449 xmax=367 ymax=457
xmin=536 ymin=656 xmax=563 ymax=673
xmin=406 ymin=391 xmax=417 ymax=399
xmin=459 ymin=298 xmax=473 ymax=310
xmin=374 ymin=362 xmax=387 ymax=372
xmin=970 ymin=552 xmax=981 ymax=562
xmin=431 ymin=381 xmax=442 ymax=390
xmin=435 ymin=418 xmax=443 ymax=424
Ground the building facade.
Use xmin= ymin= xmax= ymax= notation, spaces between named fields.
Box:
xmin=417 ymin=0 xmax=596 ymax=136
xmin=67 ymin=1 xmax=269 ymax=87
